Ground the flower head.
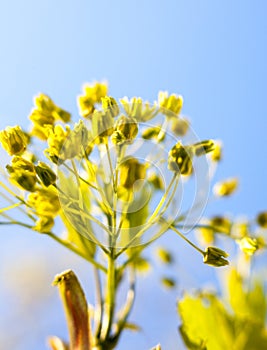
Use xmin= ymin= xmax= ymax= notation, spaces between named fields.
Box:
xmin=0 ymin=126 xmax=28 ymax=155
xmin=158 ymin=91 xmax=183 ymax=116
xmin=203 ymin=246 xmax=229 ymax=267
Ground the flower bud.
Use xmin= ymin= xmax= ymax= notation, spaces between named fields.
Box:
xmin=161 ymin=277 xmax=176 ymax=289
xmin=194 ymin=140 xmax=215 ymax=156
xmin=111 ymin=115 xmax=138 ymax=145
xmin=168 ymin=142 xmax=193 ymax=175
xmin=213 ymin=178 xmax=238 ymax=197
xmin=0 ymin=126 xmax=27 ymax=155
xmin=203 ymin=246 xmax=229 ymax=267
xmin=53 ymin=270 xmax=91 ymax=350
xmin=101 ymin=96 xmax=119 ymax=118
xmin=256 ymin=211 xmax=267 ymax=228
xmin=157 ymin=247 xmax=174 ymax=264
xmin=211 ymin=142 xmax=222 ymax=162
xmin=158 ymin=91 xmax=183 ymax=116
xmin=34 ymin=93 xmax=55 ymax=113
xmin=35 ymin=162 xmax=57 ymax=187
xmin=34 ymin=216 xmax=54 ymax=233
xmin=6 ymin=156 xmax=37 ymax=191
xmin=119 ymin=157 xmax=146 ymax=189
xmin=142 ymin=126 xmax=164 ymax=141
xmin=237 ymin=237 xmax=259 ymax=256
xmin=27 ymin=188 xmax=60 ymax=217
xmin=210 ymin=216 xmax=231 ymax=234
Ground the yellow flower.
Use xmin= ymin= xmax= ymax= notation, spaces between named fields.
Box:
xmin=158 ymin=91 xmax=183 ymax=116
xmin=35 ymin=161 xmax=57 ymax=187
xmin=29 ymin=94 xmax=71 ymax=140
xmin=34 ymin=216 xmax=54 ymax=233
xmin=168 ymin=142 xmax=193 ymax=175
xmin=45 ymin=125 xmax=70 ymax=163
xmin=213 ymin=178 xmax=239 ymax=197
xmin=142 ymin=125 xmax=165 ymax=141
xmin=119 ymin=157 xmax=146 ymax=189
xmin=27 ymin=188 xmax=60 ymax=217
xmin=111 ymin=115 xmax=138 ymax=145
xmin=157 ymin=247 xmax=174 ymax=264
xmin=0 ymin=126 xmax=27 ymax=155
xmin=101 ymin=96 xmax=120 ymax=118
xmin=77 ymin=82 xmax=108 ymax=118
xmin=194 ymin=140 xmax=215 ymax=157
xmin=210 ymin=142 xmax=222 ymax=162
xmin=203 ymin=247 xmax=229 ymax=267
xmin=210 ymin=216 xmax=231 ymax=234
xmin=237 ymin=237 xmax=259 ymax=256
xmin=6 ymin=156 xmax=37 ymax=191
xmin=120 ymin=97 xmax=158 ymax=121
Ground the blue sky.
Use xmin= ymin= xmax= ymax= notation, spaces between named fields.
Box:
xmin=0 ymin=1 xmax=266 ymax=349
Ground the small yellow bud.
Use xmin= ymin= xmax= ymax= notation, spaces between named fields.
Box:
xmin=6 ymin=156 xmax=37 ymax=191
xmin=194 ymin=140 xmax=215 ymax=156
xmin=111 ymin=115 xmax=138 ymax=145
xmin=161 ymin=277 xmax=176 ymax=289
xmin=213 ymin=178 xmax=239 ymax=197
xmin=119 ymin=157 xmax=146 ymax=189
xmin=256 ymin=211 xmax=267 ymax=228
xmin=203 ymin=246 xmax=229 ymax=267
xmin=34 ymin=216 xmax=54 ymax=233
xmin=157 ymin=247 xmax=174 ymax=264
xmin=158 ymin=91 xmax=183 ymax=117
xmin=142 ymin=126 xmax=164 ymax=141
xmin=35 ymin=162 xmax=57 ymax=187
xmin=168 ymin=142 xmax=193 ymax=175
xmin=27 ymin=188 xmax=60 ymax=217
xmin=237 ymin=237 xmax=259 ymax=256
xmin=211 ymin=142 xmax=222 ymax=162
xmin=101 ymin=96 xmax=119 ymax=118
xmin=0 ymin=126 xmax=27 ymax=155
xmin=210 ymin=216 xmax=231 ymax=234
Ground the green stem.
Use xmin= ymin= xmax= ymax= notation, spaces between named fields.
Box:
xmin=170 ymin=224 xmax=204 ymax=255
xmin=101 ymin=250 xmax=116 ymax=341
xmin=115 ymin=173 xmax=178 ymax=258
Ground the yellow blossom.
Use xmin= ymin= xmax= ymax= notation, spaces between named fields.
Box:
xmin=28 ymin=188 xmax=60 ymax=217
xmin=213 ymin=178 xmax=239 ymax=197
xmin=120 ymin=97 xmax=158 ymax=121
xmin=77 ymin=82 xmax=108 ymax=118
xmin=158 ymin=91 xmax=183 ymax=116
xmin=0 ymin=126 xmax=27 ymax=155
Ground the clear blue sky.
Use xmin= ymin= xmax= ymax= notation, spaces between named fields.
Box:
xmin=0 ymin=1 xmax=266 ymax=349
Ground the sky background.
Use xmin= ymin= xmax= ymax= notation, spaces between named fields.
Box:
xmin=0 ymin=1 xmax=266 ymax=349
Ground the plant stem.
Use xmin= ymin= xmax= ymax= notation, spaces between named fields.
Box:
xmin=101 ymin=249 xmax=116 ymax=341
xmin=170 ymin=224 xmax=205 ymax=255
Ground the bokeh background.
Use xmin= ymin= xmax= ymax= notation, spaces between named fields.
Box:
xmin=0 ymin=1 xmax=266 ymax=349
